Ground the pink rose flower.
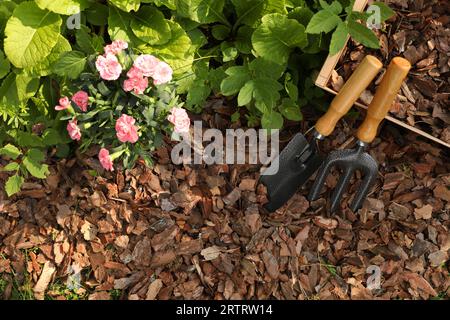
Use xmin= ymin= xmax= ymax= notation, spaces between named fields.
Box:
xmin=133 ymin=54 xmax=160 ymax=77
xmin=115 ymin=114 xmax=139 ymax=143
xmin=96 ymin=54 xmax=122 ymax=81
xmin=67 ymin=119 xmax=81 ymax=141
xmin=123 ymin=76 xmax=149 ymax=95
xmin=167 ymin=107 xmax=190 ymax=134
xmin=99 ymin=148 xmax=114 ymax=171
xmin=153 ymin=61 xmax=173 ymax=85
xmin=55 ymin=97 xmax=70 ymax=111
xmin=72 ymin=91 xmax=89 ymax=112
xmin=104 ymin=40 xmax=128 ymax=56
xmin=127 ymin=66 xmax=144 ymax=79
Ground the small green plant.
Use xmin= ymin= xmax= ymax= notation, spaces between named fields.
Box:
xmin=306 ymin=0 xmax=394 ymax=55
xmin=0 ymin=142 xmax=49 ymax=196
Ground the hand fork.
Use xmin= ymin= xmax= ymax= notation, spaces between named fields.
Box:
xmin=308 ymin=57 xmax=411 ymax=212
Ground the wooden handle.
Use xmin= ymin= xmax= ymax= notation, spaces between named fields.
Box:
xmin=315 ymin=55 xmax=383 ymax=136
xmin=356 ymin=57 xmax=411 ymax=143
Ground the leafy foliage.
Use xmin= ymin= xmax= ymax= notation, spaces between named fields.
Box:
xmin=0 ymin=0 xmax=395 ymax=195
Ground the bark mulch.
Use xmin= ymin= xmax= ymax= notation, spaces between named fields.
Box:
xmin=0 ymin=100 xmax=449 ymax=300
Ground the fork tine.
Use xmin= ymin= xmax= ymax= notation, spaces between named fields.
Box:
xmin=330 ymin=167 xmax=354 ymax=212
xmin=308 ymin=156 xmax=338 ymax=201
xmin=350 ymin=169 xmax=377 ymax=212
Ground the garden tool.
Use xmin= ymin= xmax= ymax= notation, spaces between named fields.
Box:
xmin=308 ymin=57 xmax=411 ymax=213
xmin=260 ymin=55 xmax=383 ymax=212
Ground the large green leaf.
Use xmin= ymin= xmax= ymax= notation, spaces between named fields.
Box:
xmin=252 ymin=13 xmax=308 ymax=65
xmin=108 ymin=5 xmax=143 ymax=45
xmin=237 ymin=78 xmax=282 ymax=109
xmin=305 ymin=9 xmax=340 ymax=34
xmin=35 ymin=0 xmax=91 ymax=15
xmin=0 ymin=50 xmax=10 ymax=79
xmin=52 ymin=51 xmax=87 ymax=79
xmin=109 ymin=0 xmax=141 ymax=12
xmin=139 ymin=21 xmax=193 ymax=75
xmin=220 ymin=66 xmax=251 ymax=96
xmin=176 ymin=0 xmax=226 ymax=24
xmin=348 ymin=19 xmax=379 ymax=48
xmin=24 ymin=35 xmax=71 ymax=77
xmin=0 ymin=144 xmax=21 ymax=160
xmin=4 ymin=2 xmax=62 ymax=68
xmin=131 ymin=6 xmax=171 ymax=45
xmin=261 ymin=111 xmax=283 ymax=129
xmin=232 ymin=0 xmax=286 ymax=27
xmin=0 ymin=72 xmax=39 ymax=108
xmin=5 ymin=174 xmax=24 ymax=197
xmin=329 ymin=21 xmax=348 ymax=55
xmin=22 ymin=149 xmax=49 ymax=179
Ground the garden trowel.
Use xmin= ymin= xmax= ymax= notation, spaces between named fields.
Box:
xmin=309 ymin=57 xmax=411 ymax=212
xmin=260 ymin=55 xmax=383 ymax=212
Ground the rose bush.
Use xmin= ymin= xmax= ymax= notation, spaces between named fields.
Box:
xmin=57 ymin=40 xmax=189 ymax=171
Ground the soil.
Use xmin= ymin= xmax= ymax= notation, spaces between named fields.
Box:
xmin=0 ymin=99 xmax=449 ymax=300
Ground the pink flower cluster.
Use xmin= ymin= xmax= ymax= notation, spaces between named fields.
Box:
xmin=55 ymin=91 xmax=89 ymax=112
xmin=99 ymin=148 xmax=114 ymax=172
xmin=95 ymin=40 xmax=174 ymax=92
xmin=123 ymin=55 xmax=173 ymax=94
xmin=70 ymin=41 xmax=183 ymax=172
xmin=167 ymin=107 xmax=190 ymax=134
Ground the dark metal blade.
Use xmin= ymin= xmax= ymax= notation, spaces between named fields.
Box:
xmin=260 ymin=133 xmax=324 ymax=212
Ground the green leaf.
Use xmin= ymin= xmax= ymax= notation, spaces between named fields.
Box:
xmin=220 ymin=66 xmax=251 ymax=96
xmin=138 ymin=21 xmax=193 ymax=75
xmin=279 ymin=98 xmax=302 ymax=121
xmin=348 ymin=20 xmax=379 ymax=48
xmin=211 ymin=25 xmax=230 ymax=41
xmin=288 ymin=7 xmax=313 ymax=26
xmin=306 ymin=10 xmax=340 ymax=34
xmin=16 ymin=131 xmax=45 ymax=148
xmin=108 ymin=5 xmax=142 ymax=44
xmin=76 ymin=26 xmax=104 ymax=54
xmin=0 ymin=50 xmax=10 ymax=79
xmin=2 ymin=162 xmax=20 ymax=172
xmin=42 ymin=129 xmax=62 ymax=146
xmin=86 ymin=3 xmax=109 ymax=26
xmin=232 ymin=0 xmax=286 ymax=27
xmin=0 ymin=144 xmax=21 ymax=160
xmin=52 ymin=51 xmax=87 ymax=79
xmin=109 ymin=0 xmax=141 ymax=12
xmin=252 ymin=13 xmax=308 ymax=65
xmin=261 ymin=111 xmax=283 ymax=129
xmin=235 ymin=25 xmax=253 ymax=54
xmin=222 ymin=46 xmax=238 ymax=62
xmin=329 ymin=21 xmax=348 ymax=55
xmin=319 ymin=0 xmax=342 ymax=15
xmin=131 ymin=6 xmax=171 ymax=45
xmin=5 ymin=174 xmax=24 ymax=197
xmin=238 ymin=78 xmax=283 ymax=109
xmin=4 ymin=2 xmax=62 ymax=68
xmin=146 ymin=0 xmax=177 ymax=10
xmin=176 ymin=0 xmax=226 ymax=24
xmin=24 ymin=35 xmax=72 ymax=77
xmin=371 ymin=2 xmax=395 ymax=22
xmin=27 ymin=148 xmax=45 ymax=162
xmin=23 ymin=149 xmax=49 ymax=179
xmin=0 ymin=73 xmax=40 ymax=108
xmin=35 ymin=0 xmax=91 ymax=15
xmin=249 ymin=58 xmax=285 ymax=80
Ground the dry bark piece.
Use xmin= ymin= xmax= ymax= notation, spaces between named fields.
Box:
xmin=146 ymin=279 xmax=163 ymax=300
xmin=33 ymin=261 xmax=56 ymax=300
xmin=413 ymin=204 xmax=433 ymax=220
